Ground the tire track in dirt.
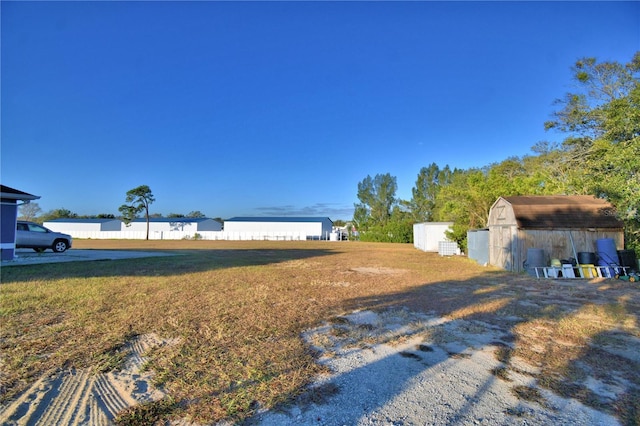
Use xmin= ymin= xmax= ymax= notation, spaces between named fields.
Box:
xmin=93 ymin=374 xmax=136 ymax=421
xmin=36 ymin=369 xmax=94 ymax=425
xmin=0 ymin=334 xmax=173 ymax=426
xmin=88 ymin=392 xmax=112 ymax=426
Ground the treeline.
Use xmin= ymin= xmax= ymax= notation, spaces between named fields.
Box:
xmin=19 ymin=206 xmax=213 ymax=223
xmin=353 ymin=53 xmax=640 ymax=254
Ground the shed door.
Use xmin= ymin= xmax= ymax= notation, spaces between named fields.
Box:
xmin=491 ymin=226 xmax=514 ymax=271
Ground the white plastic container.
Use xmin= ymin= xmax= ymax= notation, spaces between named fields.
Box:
xmin=562 ymin=264 xmax=575 ymax=278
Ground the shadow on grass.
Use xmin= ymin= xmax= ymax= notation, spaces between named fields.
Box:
xmin=251 ymin=272 xmax=640 ymax=425
xmin=0 ymin=248 xmax=337 ymax=284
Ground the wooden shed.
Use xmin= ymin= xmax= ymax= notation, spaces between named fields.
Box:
xmin=488 ymin=195 xmax=624 ymax=272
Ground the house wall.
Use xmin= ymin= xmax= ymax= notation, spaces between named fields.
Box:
xmin=1 ymin=201 xmax=18 ymax=260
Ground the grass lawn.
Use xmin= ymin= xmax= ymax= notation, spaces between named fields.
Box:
xmin=1 ymin=240 xmax=639 ymax=425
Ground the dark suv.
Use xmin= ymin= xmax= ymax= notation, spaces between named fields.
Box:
xmin=16 ymin=221 xmax=72 ymax=253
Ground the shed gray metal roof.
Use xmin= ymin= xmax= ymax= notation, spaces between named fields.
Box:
xmin=502 ymin=195 xmax=623 ymax=229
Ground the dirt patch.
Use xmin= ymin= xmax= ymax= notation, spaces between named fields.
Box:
xmin=0 ymin=334 xmax=175 ymax=425
xmin=350 ymin=266 xmax=407 ymax=275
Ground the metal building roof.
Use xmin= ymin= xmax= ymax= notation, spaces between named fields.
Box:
xmin=130 ymin=217 xmax=215 ymax=223
xmin=226 ymin=217 xmax=332 ymax=223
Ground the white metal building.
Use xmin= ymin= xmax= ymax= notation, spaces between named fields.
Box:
xmin=224 ymin=217 xmax=333 ymax=240
xmin=413 ymin=222 xmax=454 ymax=252
xmin=45 ymin=218 xmax=122 ymax=234
xmin=126 ymin=217 xmax=222 ymax=233
xmin=45 ymin=217 xmax=222 ymax=239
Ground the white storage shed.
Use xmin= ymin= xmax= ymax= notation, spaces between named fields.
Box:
xmin=413 ymin=222 xmax=454 ymax=252
xmin=224 ymin=217 xmax=333 ymax=240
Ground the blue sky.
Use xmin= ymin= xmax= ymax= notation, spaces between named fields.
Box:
xmin=2 ymin=1 xmax=638 ymax=221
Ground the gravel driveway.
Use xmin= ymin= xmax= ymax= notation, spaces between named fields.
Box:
xmin=251 ymin=310 xmax=622 ymax=426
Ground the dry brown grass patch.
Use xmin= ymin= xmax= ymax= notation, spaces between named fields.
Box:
xmin=512 ymin=385 xmax=548 ymax=408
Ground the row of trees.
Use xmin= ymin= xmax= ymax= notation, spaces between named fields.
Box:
xmin=354 ymin=53 xmax=640 ymax=253
xmin=20 ymin=206 xmax=207 ymax=223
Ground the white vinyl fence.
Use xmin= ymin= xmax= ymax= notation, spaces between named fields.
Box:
xmin=69 ymin=230 xmax=311 ymax=241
